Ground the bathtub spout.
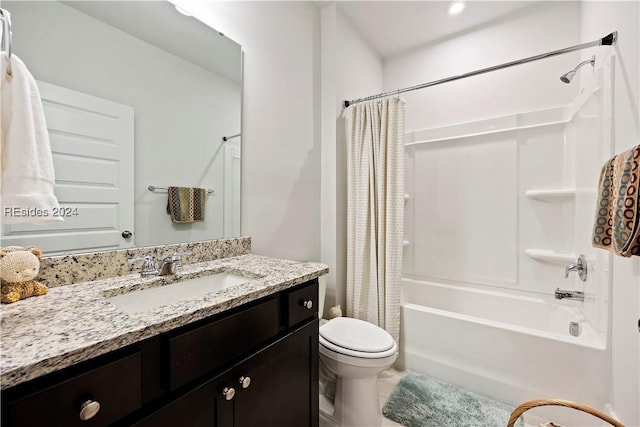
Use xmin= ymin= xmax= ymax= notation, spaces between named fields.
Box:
xmin=555 ymin=288 xmax=585 ymax=301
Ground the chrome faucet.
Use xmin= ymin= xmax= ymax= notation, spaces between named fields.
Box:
xmin=158 ymin=251 xmax=191 ymax=277
xmin=565 ymin=254 xmax=588 ymax=281
xmin=555 ymin=288 xmax=585 ymax=301
xmin=128 ymin=255 xmax=159 ymax=278
xmin=128 ymin=252 xmax=191 ymax=278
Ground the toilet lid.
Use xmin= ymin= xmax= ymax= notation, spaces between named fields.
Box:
xmin=319 ymin=317 xmax=395 ymax=353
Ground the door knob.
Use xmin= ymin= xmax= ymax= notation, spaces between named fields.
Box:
xmin=79 ymin=400 xmax=100 ymax=421
xmin=222 ymin=387 xmax=235 ymax=400
xmin=238 ymin=376 xmax=251 ymax=389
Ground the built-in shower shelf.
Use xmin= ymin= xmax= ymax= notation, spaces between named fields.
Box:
xmin=525 ymin=189 xmax=576 ymax=201
xmin=525 ymin=249 xmax=577 ymax=265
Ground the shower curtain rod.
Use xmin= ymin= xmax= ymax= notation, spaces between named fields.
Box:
xmin=222 ymin=133 xmax=241 ymax=142
xmin=343 ymin=31 xmax=618 ymax=108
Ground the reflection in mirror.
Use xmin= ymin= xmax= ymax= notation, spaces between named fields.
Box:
xmin=1 ymin=1 xmax=242 ymax=255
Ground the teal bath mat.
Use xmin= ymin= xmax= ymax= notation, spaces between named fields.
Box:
xmin=382 ymin=371 xmax=523 ymax=427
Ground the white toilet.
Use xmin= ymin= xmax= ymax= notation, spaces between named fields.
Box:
xmin=317 ymin=278 xmax=398 ymax=427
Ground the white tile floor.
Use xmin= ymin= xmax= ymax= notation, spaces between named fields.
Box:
xmin=319 ymin=368 xmax=540 ymax=427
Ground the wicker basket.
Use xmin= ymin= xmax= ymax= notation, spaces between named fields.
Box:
xmin=507 ymin=399 xmax=625 ymax=427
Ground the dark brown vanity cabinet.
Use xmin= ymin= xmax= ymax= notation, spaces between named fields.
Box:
xmin=134 ymin=320 xmax=318 ymax=427
xmin=1 ymin=279 xmax=319 ymax=427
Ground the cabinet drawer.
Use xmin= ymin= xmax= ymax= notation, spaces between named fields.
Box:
xmin=169 ymin=298 xmax=279 ymax=390
xmin=7 ymin=352 xmax=141 ymax=427
xmin=286 ymin=281 xmax=318 ymax=327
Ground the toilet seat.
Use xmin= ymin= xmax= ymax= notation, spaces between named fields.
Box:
xmin=319 ymin=317 xmax=397 ymax=359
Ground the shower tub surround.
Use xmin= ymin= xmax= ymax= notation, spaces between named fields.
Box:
xmin=0 ymin=237 xmax=328 ymax=389
xmin=400 ymin=278 xmax=607 ymax=427
xmin=400 ymin=58 xmax=614 ymax=426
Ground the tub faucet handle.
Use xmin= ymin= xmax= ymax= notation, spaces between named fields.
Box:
xmin=564 ymin=254 xmax=588 ymax=282
xmin=564 ymin=263 xmax=579 ymax=278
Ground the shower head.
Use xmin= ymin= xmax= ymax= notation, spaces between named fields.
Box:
xmin=560 ymin=70 xmax=576 ymax=84
xmin=560 ymin=55 xmax=595 ymax=84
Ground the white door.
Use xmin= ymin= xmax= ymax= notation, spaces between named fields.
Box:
xmin=1 ymin=81 xmax=134 ymax=255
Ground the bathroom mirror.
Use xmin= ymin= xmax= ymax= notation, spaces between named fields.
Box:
xmin=1 ymin=1 xmax=242 ymax=255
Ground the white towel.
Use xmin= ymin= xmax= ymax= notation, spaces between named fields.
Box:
xmin=1 ymin=54 xmax=62 ymax=224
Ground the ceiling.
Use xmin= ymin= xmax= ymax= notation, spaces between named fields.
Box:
xmin=335 ymin=1 xmax=538 ymax=58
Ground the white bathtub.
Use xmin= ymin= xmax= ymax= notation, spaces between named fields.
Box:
xmin=400 ymin=278 xmax=610 ymax=426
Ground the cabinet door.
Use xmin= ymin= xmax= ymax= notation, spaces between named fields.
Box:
xmin=234 ymin=320 xmax=319 ymax=427
xmin=131 ymin=370 xmax=234 ymax=427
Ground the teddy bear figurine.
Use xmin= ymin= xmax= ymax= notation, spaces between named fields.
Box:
xmin=0 ymin=246 xmax=48 ymax=304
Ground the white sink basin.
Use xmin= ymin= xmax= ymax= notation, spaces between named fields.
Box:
xmin=107 ymin=273 xmax=251 ymax=314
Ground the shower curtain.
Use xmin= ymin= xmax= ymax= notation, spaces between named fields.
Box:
xmin=344 ymin=97 xmax=405 ymax=343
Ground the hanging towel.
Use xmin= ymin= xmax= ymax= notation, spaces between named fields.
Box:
xmin=592 ymin=144 xmax=640 ymax=257
xmin=1 ymin=54 xmax=62 ymax=224
xmin=166 ymin=186 xmax=206 ymax=223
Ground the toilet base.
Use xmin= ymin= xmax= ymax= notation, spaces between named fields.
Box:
xmin=319 ymin=375 xmax=382 ymax=427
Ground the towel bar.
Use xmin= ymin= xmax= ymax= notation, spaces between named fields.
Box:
xmin=148 ymin=185 xmax=214 ymax=194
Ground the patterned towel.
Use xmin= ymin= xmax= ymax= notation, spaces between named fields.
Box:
xmin=166 ymin=187 xmax=206 ymax=223
xmin=592 ymin=145 xmax=640 ymax=257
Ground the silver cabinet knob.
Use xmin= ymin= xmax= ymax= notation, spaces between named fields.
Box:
xmin=303 ymin=300 xmax=313 ymax=310
xmin=222 ymin=387 xmax=235 ymax=400
xmin=238 ymin=376 xmax=251 ymax=389
xmin=79 ymin=400 xmax=100 ymax=421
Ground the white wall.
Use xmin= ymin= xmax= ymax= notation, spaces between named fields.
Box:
xmin=162 ymin=3 xmax=640 ymax=422
xmin=581 ymin=2 xmax=640 ymax=425
xmin=385 ymin=2 xmax=584 ymax=294
xmin=322 ymin=2 xmax=587 ymax=306
xmin=5 ymin=1 xmax=241 ymax=247
xmin=384 ymin=2 xmax=582 ymax=132
xmin=320 ymin=4 xmax=383 ymax=313
xmin=172 ymin=1 xmax=322 ymax=262
xmin=382 ymin=0 xmax=638 ymax=423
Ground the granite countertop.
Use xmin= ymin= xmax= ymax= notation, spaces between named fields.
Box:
xmin=0 ymin=254 xmax=328 ymax=389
